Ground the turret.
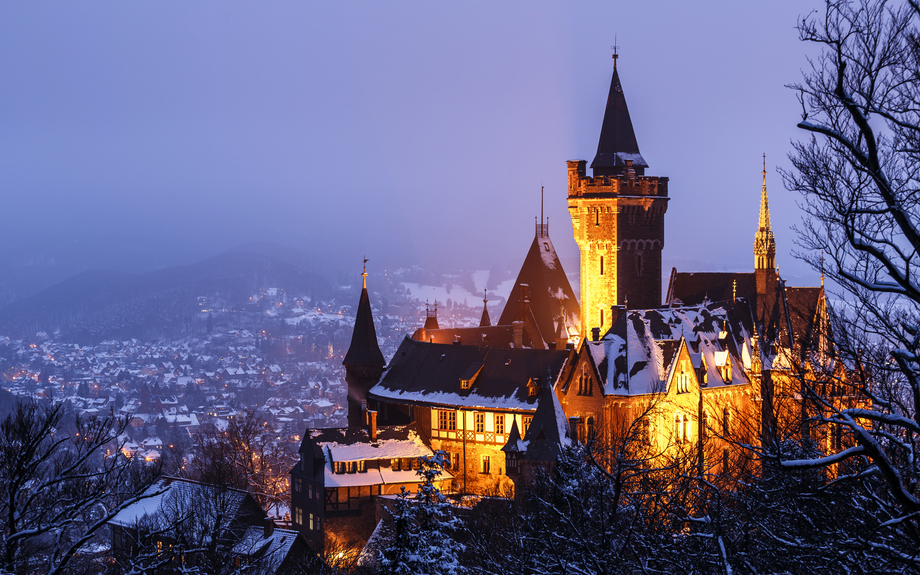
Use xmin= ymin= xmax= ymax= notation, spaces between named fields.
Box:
xmin=479 ymin=290 xmax=491 ymax=327
xmin=343 ymin=261 xmax=386 ymax=428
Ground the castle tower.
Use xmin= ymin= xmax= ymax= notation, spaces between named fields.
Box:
xmin=568 ymin=56 xmax=669 ymax=336
xmin=343 ymin=261 xmax=386 ymax=428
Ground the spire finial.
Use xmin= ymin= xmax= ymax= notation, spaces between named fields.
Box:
xmin=483 ymin=289 xmax=488 ymax=305
xmin=820 ymin=254 xmax=825 ymax=288
xmin=362 ymin=256 xmax=368 ymax=289
xmin=611 ymin=37 xmax=619 ymax=70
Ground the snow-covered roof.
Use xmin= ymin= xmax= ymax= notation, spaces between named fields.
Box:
xmin=602 ymin=302 xmax=753 ymax=396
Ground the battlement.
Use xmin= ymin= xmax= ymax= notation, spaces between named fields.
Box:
xmin=566 ymin=159 xmax=668 ymax=199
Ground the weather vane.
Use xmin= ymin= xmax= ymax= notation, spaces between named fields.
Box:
xmin=611 ymin=36 xmax=619 ymax=69
xmin=362 ymin=256 xmax=368 ymax=289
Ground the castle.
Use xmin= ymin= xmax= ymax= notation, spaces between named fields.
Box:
xmin=290 ymin=56 xmax=831 ymax=553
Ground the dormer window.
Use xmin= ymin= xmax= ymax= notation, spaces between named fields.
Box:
xmin=527 ymin=377 xmax=541 ymax=397
xmin=677 ymin=372 xmax=690 ymax=394
xmin=460 ymin=362 xmax=484 ymax=391
xmin=720 ymin=358 xmax=732 ymax=382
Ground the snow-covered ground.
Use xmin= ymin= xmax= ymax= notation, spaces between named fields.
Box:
xmin=401 ymin=272 xmax=515 ymax=309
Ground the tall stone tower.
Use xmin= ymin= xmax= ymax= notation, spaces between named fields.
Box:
xmin=568 ymin=57 xmax=669 ymax=336
xmin=342 ymin=263 xmax=386 ymax=428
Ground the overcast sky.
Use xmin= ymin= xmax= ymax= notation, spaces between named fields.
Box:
xmin=0 ymin=1 xmax=822 ymax=287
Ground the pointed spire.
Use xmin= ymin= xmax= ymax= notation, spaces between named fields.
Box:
xmin=479 ymin=290 xmax=491 ymax=327
xmin=343 ymin=263 xmax=385 ymax=369
xmin=755 ymin=154 xmax=777 ymax=271
xmin=758 ymin=154 xmax=772 ymax=231
xmin=590 ymin=55 xmax=648 ymax=177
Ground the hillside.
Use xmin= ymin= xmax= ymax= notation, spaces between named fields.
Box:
xmin=0 ymin=248 xmax=334 ymax=343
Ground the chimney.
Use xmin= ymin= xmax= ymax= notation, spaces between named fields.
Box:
xmin=625 ymin=159 xmax=635 ymax=180
xmin=610 ymin=305 xmax=626 ymax=326
xmin=513 ymin=321 xmax=524 ymax=348
xmin=591 ymin=327 xmax=601 ymax=342
xmin=264 ymin=517 xmax=274 ymax=538
xmin=368 ymin=410 xmax=378 ymax=442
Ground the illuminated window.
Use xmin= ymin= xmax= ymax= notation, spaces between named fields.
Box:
xmin=522 ymin=416 xmax=533 ymax=436
xmin=481 ymin=455 xmax=491 ymax=474
xmin=495 ymin=414 xmax=505 ymax=435
xmin=357 ymin=460 xmax=367 ymax=473
xmin=438 ymin=410 xmax=456 ymax=431
xmin=294 ymin=507 xmax=303 ymax=525
xmin=475 ymin=413 xmax=485 ymax=433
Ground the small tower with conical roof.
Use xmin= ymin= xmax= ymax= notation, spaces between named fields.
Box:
xmin=479 ymin=290 xmax=491 ymax=327
xmin=568 ymin=53 xmax=669 ymax=336
xmin=343 ymin=260 xmax=386 ymax=428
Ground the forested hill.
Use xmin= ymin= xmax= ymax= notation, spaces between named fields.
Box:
xmin=0 ymin=249 xmax=334 ymax=344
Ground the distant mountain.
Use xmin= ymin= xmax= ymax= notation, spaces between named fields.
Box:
xmin=0 ymin=249 xmax=334 ymax=343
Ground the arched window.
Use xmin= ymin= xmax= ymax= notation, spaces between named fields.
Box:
xmin=587 ymin=416 xmax=596 ymax=441
xmin=600 ymin=255 xmax=604 ymax=276
xmin=595 ymin=209 xmax=600 ymax=226
xmin=682 ymin=415 xmax=690 ymax=444
xmin=674 ymin=415 xmax=681 ymax=444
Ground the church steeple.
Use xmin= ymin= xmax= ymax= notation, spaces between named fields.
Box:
xmin=590 ymin=55 xmax=648 ymax=177
xmin=343 ymin=260 xmax=386 ymax=428
xmin=755 ymin=155 xmax=776 ymax=271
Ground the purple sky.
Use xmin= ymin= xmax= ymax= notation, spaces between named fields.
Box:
xmin=0 ymin=1 xmax=821 ymax=287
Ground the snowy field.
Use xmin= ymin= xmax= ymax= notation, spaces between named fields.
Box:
xmin=401 ymin=272 xmax=515 ymax=309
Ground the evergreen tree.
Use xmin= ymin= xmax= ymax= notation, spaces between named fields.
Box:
xmin=378 ymin=452 xmax=463 ymax=575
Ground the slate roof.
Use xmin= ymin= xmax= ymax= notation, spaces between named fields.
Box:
xmin=370 ymin=337 xmax=570 ymax=411
xmin=786 ymin=287 xmax=824 ymax=349
xmin=601 ymin=301 xmax=754 ymax=396
xmin=411 ymin=325 xmax=515 ymax=348
xmin=110 ymin=476 xmax=258 ymax=531
xmin=518 ymin=385 xmax=571 ymax=462
xmin=665 ymin=270 xmax=756 ymax=307
xmin=666 ymin=269 xmax=826 ymax=355
xmin=300 ymin=423 xmax=429 ymax=462
xmin=590 ymin=65 xmax=648 ymax=176
xmin=343 ymin=285 xmax=385 ymax=369
xmin=497 ymin=233 xmax=580 ymax=347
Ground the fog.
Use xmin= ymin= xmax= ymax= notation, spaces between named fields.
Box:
xmin=0 ymin=1 xmax=819 ymax=297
